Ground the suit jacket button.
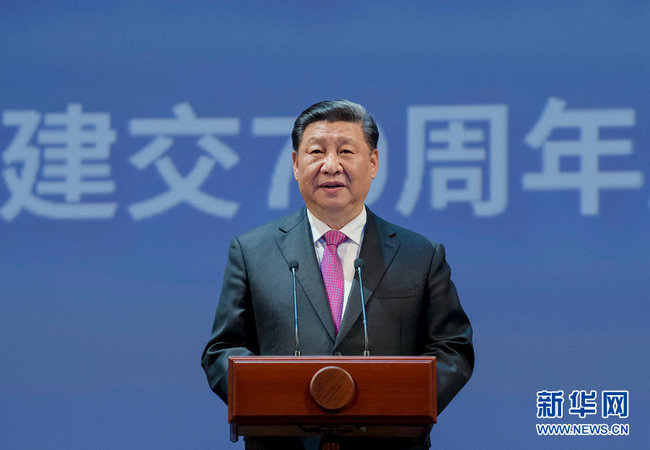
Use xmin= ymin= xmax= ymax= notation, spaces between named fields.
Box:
xmin=333 ymin=351 xmax=343 ymax=356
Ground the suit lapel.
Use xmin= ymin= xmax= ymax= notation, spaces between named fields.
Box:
xmin=275 ymin=208 xmax=337 ymax=343
xmin=336 ymin=209 xmax=400 ymax=345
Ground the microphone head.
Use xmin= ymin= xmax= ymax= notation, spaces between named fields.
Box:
xmin=288 ymin=259 xmax=299 ymax=271
xmin=354 ymin=258 xmax=364 ymax=269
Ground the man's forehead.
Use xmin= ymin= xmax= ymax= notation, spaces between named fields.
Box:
xmin=301 ymin=121 xmax=365 ymax=145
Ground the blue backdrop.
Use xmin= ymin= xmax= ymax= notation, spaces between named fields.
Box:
xmin=1 ymin=1 xmax=648 ymax=449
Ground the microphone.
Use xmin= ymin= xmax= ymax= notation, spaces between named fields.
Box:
xmin=288 ymin=259 xmax=301 ymax=356
xmin=354 ymin=258 xmax=370 ymax=356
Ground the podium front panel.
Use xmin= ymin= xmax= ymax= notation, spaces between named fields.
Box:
xmin=228 ymin=356 xmax=436 ymax=426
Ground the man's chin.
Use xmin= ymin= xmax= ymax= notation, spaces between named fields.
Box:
xmin=313 ymin=199 xmax=348 ymax=212
xmin=308 ymin=200 xmax=364 ymax=223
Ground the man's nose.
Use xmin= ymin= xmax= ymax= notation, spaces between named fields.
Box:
xmin=321 ymin=151 xmax=342 ymax=173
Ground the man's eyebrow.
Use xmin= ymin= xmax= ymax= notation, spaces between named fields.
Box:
xmin=304 ymin=136 xmax=356 ymax=145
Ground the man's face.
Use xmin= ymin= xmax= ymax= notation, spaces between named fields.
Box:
xmin=292 ymin=121 xmax=378 ymax=227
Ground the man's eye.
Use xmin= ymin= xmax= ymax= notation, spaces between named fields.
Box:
xmin=309 ymin=149 xmax=323 ymax=154
xmin=340 ymin=149 xmax=353 ymax=154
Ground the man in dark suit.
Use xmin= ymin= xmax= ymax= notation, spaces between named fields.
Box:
xmin=201 ymin=100 xmax=474 ymax=450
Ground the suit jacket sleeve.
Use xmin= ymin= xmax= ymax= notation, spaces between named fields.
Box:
xmin=423 ymin=242 xmax=474 ymax=413
xmin=201 ymin=236 xmax=259 ymax=404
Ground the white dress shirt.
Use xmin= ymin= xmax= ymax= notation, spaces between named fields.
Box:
xmin=306 ymin=208 xmax=367 ymax=319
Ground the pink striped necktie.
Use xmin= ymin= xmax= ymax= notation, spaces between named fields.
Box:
xmin=321 ymin=230 xmax=348 ymax=333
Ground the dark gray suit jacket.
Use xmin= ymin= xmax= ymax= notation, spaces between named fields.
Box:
xmin=201 ymin=207 xmax=473 ymax=447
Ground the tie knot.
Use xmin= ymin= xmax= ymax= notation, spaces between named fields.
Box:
xmin=323 ymin=230 xmax=347 ymax=248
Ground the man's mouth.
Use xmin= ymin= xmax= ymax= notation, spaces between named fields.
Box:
xmin=319 ymin=182 xmax=345 ymax=189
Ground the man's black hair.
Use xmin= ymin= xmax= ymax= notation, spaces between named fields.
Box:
xmin=291 ymin=99 xmax=379 ymax=151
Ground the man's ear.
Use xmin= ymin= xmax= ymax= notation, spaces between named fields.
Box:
xmin=370 ymin=148 xmax=379 ymax=179
xmin=292 ymin=150 xmax=299 ymax=180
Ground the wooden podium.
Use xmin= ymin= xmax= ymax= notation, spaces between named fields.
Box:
xmin=228 ymin=356 xmax=436 ymax=449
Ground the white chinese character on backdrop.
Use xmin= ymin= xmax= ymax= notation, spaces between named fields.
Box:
xmin=536 ymin=390 xmax=564 ymax=419
xmin=397 ymin=105 xmax=507 ymax=217
xmin=128 ymin=102 xmax=239 ymax=220
xmin=1 ymin=104 xmax=117 ymax=221
xmin=568 ymin=390 xmax=598 ymax=418
xmin=523 ymin=97 xmax=643 ymax=215
xmin=251 ymin=117 xmax=295 ymax=210
xmin=602 ymin=390 xmax=629 ymax=418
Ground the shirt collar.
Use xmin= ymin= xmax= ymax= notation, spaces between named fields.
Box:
xmin=306 ymin=207 xmax=367 ymax=246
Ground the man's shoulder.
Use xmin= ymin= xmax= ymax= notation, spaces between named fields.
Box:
xmin=369 ymin=210 xmax=439 ymax=249
xmin=234 ymin=208 xmax=307 ymax=244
